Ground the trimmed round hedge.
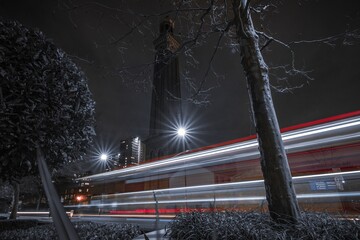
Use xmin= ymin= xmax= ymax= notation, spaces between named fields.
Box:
xmin=0 ymin=20 xmax=96 ymax=180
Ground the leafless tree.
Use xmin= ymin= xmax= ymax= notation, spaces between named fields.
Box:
xmin=57 ymin=0 xmax=360 ymax=223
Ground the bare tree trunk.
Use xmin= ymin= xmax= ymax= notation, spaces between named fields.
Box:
xmin=9 ymin=181 xmax=19 ymax=220
xmin=233 ymin=0 xmax=300 ymax=223
xmin=37 ymin=147 xmax=80 ymax=240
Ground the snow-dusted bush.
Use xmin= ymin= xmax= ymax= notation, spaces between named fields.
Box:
xmin=0 ymin=219 xmax=39 ymax=232
xmin=0 ymin=20 xmax=96 ymax=180
xmin=167 ymin=211 xmax=360 ymax=240
xmin=0 ymin=221 xmax=142 ymax=240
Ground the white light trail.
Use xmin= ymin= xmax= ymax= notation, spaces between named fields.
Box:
xmin=92 ymin=170 xmax=360 ymax=200
xmin=66 ymin=190 xmax=360 ymax=209
xmin=79 ymin=116 xmax=360 ymax=182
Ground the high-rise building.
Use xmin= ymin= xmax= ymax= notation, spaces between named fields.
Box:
xmin=146 ymin=16 xmax=183 ymax=159
xmin=119 ymin=137 xmax=145 ymax=167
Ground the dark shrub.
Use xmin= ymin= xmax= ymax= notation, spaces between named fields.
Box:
xmin=0 ymin=219 xmax=41 ymax=232
xmin=0 ymin=221 xmax=142 ymax=240
xmin=167 ymin=211 xmax=360 ymax=240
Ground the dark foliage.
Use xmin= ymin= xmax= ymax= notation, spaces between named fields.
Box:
xmin=0 ymin=20 xmax=96 ymax=181
xmin=0 ymin=221 xmax=142 ymax=240
xmin=0 ymin=182 xmax=13 ymax=201
xmin=0 ymin=219 xmax=40 ymax=232
xmin=167 ymin=211 xmax=360 ymax=240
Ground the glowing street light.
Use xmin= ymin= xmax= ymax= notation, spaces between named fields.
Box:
xmin=100 ymin=153 xmax=108 ymax=161
xmin=177 ymin=127 xmax=187 ymax=137
xmin=176 ymin=127 xmax=188 ymax=154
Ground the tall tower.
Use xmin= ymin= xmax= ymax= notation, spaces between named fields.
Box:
xmin=146 ymin=16 xmax=182 ymax=159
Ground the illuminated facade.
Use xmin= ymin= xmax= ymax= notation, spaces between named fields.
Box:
xmin=119 ymin=137 xmax=145 ymax=167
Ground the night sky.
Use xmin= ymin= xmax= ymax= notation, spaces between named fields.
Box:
xmin=1 ymin=0 xmax=360 ymax=152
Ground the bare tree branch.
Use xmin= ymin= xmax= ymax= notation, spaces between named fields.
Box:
xmin=190 ymin=20 xmax=234 ymax=99
xmin=289 ymin=28 xmax=360 ymax=47
xmin=256 ymin=30 xmax=314 ymax=82
xmin=111 ymin=16 xmax=150 ymax=45
xmin=68 ymin=54 xmax=94 ymax=65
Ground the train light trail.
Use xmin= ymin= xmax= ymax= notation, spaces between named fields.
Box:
xmin=77 ymin=115 xmax=360 ymax=182
xmin=66 ymin=112 xmax=360 ymax=220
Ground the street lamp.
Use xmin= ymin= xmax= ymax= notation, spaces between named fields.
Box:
xmin=177 ymin=127 xmax=187 ymax=151
xmin=100 ymin=153 xmax=108 ymax=161
xmin=177 ymin=127 xmax=187 ymax=137
xmin=177 ymin=126 xmax=188 ymax=210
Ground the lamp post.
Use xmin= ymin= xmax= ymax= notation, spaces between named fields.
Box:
xmin=99 ymin=153 xmax=112 ymax=171
xmin=177 ymin=127 xmax=187 ymax=152
xmin=177 ymin=127 xmax=188 ymax=211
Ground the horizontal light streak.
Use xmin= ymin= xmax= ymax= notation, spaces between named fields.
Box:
xmin=81 ymin=141 xmax=258 ymax=180
xmin=66 ymin=191 xmax=360 ymax=210
xmin=67 ymin=117 xmax=360 ymax=215
xmin=17 ymin=211 xmax=72 ymax=215
xmin=297 ymin=191 xmax=360 ymax=199
xmin=92 ymin=179 xmax=265 ymax=200
xmin=80 ymin=116 xmax=360 ymax=182
xmin=92 ymin=170 xmax=360 ymax=200
xmin=294 ymin=170 xmax=360 ymax=180
xmin=69 ymin=171 xmax=360 ymax=210
xmin=17 ymin=211 xmax=50 ymax=215
xmin=282 ymin=119 xmax=360 ymax=141
xmin=74 ymin=214 xmax=175 ymax=219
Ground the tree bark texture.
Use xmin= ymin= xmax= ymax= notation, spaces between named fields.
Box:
xmin=9 ymin=182 xmax=19 ymax=220
xmin=233 ymin=0 xmax=301 ymax=223
xmin=37 ymin=147 xmax=80 ymax=240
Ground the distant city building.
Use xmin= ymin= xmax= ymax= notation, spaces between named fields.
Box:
xmin=145 ymin=16 xmax=183 ymax=159
xmin=119 ymin=137 xmax=145 ymax=167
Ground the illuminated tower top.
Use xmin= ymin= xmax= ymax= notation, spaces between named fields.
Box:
xmin=153 ymin=16 xmax=180 ymax=53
